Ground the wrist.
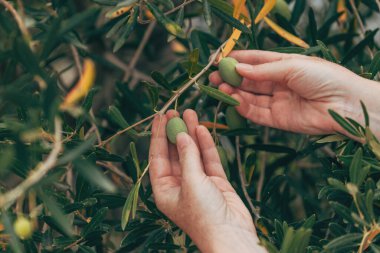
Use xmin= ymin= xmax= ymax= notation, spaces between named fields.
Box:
xmin=192 ymin=225 xmax=267 ymax=253
xmin=336 ymin=79 xmax=380 ymax=139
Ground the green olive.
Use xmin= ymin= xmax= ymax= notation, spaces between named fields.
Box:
xmin=216 ymin=146 xmax=230 ymax=179
xmin=166 ymin=117 xmax=188 ymax=144
xmin=13 ymin=216 xmax=33 ymax=240
xmin=218 ymin=57 xmax=243 ymax=87
xmin=272 ymin=0 xmax=291 ymax=21
xmin=225 ymin=106 xmax=246 ymax=130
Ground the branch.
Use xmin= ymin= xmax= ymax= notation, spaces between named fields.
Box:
xmin=0 ymin=0 xmax=31 ymax=42
xmin=96 ymin=161 xmax=133 ymax=185
xmin=123 ymin=21 xmax=156 ymax=82
xmin=0 ymin=117 xmax=63 ymax=210
xmin=100 ymin=41 xmax=227 ymax=146
xmin=236 ymin=136 xmax=260 ymax=219
xmin=255 ymin=127 xmax=269 ymax=202
xmin=348 ymin=0 xmax=374 ymax=59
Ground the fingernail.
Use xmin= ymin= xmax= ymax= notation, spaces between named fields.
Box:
xmin=236 ymin=63 xmax=252 ymax=72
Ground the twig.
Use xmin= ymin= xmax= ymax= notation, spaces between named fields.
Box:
xmin=348 ymin=0 xmax=374 ymax=59
xmin=255 ymin=127 xmax=269 ymax=202
xmin=376 ymin=0 xmax=380 ymax=13
xmin=0 ymin=117 xmax=62 ymax=210
xmin=101 ymin=41 xmax=227 ymax=146
xmin=96 ymin=161 xmax=133 ymax=185
xmin=0 ymin=0 xmax=31 ymax=41
xmin=139 ymin=0 xmax=196 ymax=24
xmin=123 ymin=21 xmax=156 ymax=81
xmin=235 ymin=136 xmax=260 ymax=219
xmin=212 ymin=102 xmax=222 ymax=142
xmin=70 ymin=45 xmax=82 ymax=74
xmin=158 ymin=42 xmax=226 ymax=114
xmin=104 ymin=53 xmax=151 ymax=81
xmin=89 ymin=109 xmax=102 ymax=145
xmin=101 ymin=114 xmax=156 ymax=146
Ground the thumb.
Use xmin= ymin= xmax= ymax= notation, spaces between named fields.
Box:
xmin=176 ymin=132 xmax=206 ymax=181
xmin=236 ymin=60 xmax=296 ymax=83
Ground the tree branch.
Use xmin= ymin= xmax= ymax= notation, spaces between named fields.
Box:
xmin=0 ymin=117 xmax=63 ymax=210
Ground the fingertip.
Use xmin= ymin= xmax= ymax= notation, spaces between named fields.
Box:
xmin=176 ymin=132 xmax=191 ymax=150
xmin=219 ymin=83 xmax=234 ymax=94
xmin=231 ymin=93 xmax=243 ymax=104
xmin=183 ymin=109 xmax=198 ymax=120
xmin=236 ymin=63 xmax=253 ymax=75
xmin=209 ymin=71 xmax=223 ymax=85
xmin=166 ymin=109 xmax=179 ymax=119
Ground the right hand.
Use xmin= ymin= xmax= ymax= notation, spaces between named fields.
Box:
xmin=209 ymin=50 xmax=380 ymax=137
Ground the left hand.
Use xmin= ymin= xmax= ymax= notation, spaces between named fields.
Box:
xmin=149 ymin=109 xmax=267 ymax=253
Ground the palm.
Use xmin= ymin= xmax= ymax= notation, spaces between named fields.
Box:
xmin=149 ymin=109 xmax=256 ymax=242
xmin=210 ymin=51 xmax=363 ymax=135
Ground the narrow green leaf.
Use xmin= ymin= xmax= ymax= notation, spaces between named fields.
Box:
xmin=341 ymin=29 xmax=379 ymax=65
xmin=74 ymin=159 xmax=116 ymax=193
xmin=317 ymin=40 xmax=338 ymax=63
xmin=113 ymin=6 xmax=138 ymax=52
xmin=121 ymin=182 xmax=141 ymax=230
xmin=130 ymin=142 xmax=141 ymax=177
xmin=81 ymin=207 xmax=108 ymax=237
xmin=369 ymin=51 xmax=380 ymax=79
xmin=198 ymin=84 xmax=239 ymax=106
xmin=328 ymin=109 xmax=361 ymax=137
xmin=203 ymin=0 xmax=212 ymax=27
xmin=211 ymin=7 xmax=251 ymax=34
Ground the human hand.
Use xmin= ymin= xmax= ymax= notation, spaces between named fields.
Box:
xmin=149 ymin=109 xmax=267 ymax=253
xmin=210 ymin=50 xmax=380 ymax=137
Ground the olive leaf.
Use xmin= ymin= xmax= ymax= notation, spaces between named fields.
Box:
xmin=198 ymin=84 xmax=239 ymax=106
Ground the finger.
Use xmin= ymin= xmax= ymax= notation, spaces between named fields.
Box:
xmin=232 ymin=94 xmax=274 ymax=127
xmin=209 ymin=71 xmax=223 ymax=85
xmin=165 ymin=110 xmax=181 ymax=176
xmin=168 ymin=144 xmax=181 ymax=177
xmin=176 ymin=132 xmax=206 ymax=181
xmin=183 ymin=109 xmax=200 ymax=147
xmin=216 ymin=72 xmax=275 ymax=96
xmin=196 ymin=125 xmax=227 ymax=179
xmin=166 ymin=109 xmax=180 ymax=119
xmin=236 ymin=60 xmax=296 ymax=83
xmin=235 ymin=89 xmax=273 ymax=109
xmin=219 ymin=83 xmax=235 ymax=95
xmin=149 ymin=115 xmax=172 ymax=184
xmin=229 ymin=50 xmax=299 ymax=65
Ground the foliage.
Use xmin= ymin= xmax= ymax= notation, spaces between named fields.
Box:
xmin=0 ymin=0 xmax=380 ymax=252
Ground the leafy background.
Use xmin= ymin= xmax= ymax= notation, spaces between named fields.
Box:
xmin=0 ymin=0 xmax=380 ymax=252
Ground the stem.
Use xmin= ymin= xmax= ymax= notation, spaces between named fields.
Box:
xmin=96 ymin=161 xmax=134 ymax=185
xmin=255 ymin=127 xmax=269 ymax=202
xmin=101 ymin=113 xmax=156 ymax=146
xmin=123 ymin=21 xmax=157 ymax=81
xmin=0 ymin=117 xmax=63 ymax=210
xmin=348 ymin=0 xmax=374 ymax=59
xmin=139 ymin=0 xmax=196 ymax=24
xmin=70 ymin=45 xmax=82 ymax=74
xmin=236 ymin=136 xmax=260 ymax=219
xmin=0 ymin=0 xmax=31 ymax=42
xmin=101 ymin=41 xmax=226 ymax=146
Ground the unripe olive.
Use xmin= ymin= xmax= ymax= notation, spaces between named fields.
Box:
xmin=216 ymin=146 xmax=230 ymax=179
xmin=13 ymin=216 xmax=33 ymax=240
xmin=218 ymin=57 xmax=242 ymax=87
xmin=272 ymin=0 xmax=291 ymax=21
xmin=166 ymin=117 xmax=188 ymax=144
xmin=225 ymin=106 xmax=246 ymax=130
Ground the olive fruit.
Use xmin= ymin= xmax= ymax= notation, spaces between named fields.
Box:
xmin=166 ymin=117 xmax=188 ymax=144
xmin=216 ymin=146 xmax=230 ymax=179
xmin=272 ymin=0 xmax=291 ymax=21
xmin=13 ymin=216 xmax=33 ymax=240
xmin=225 ymin=106 xmax=246 ymax=130
xmin=218 ymin=57 xmax=242 ymax=87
